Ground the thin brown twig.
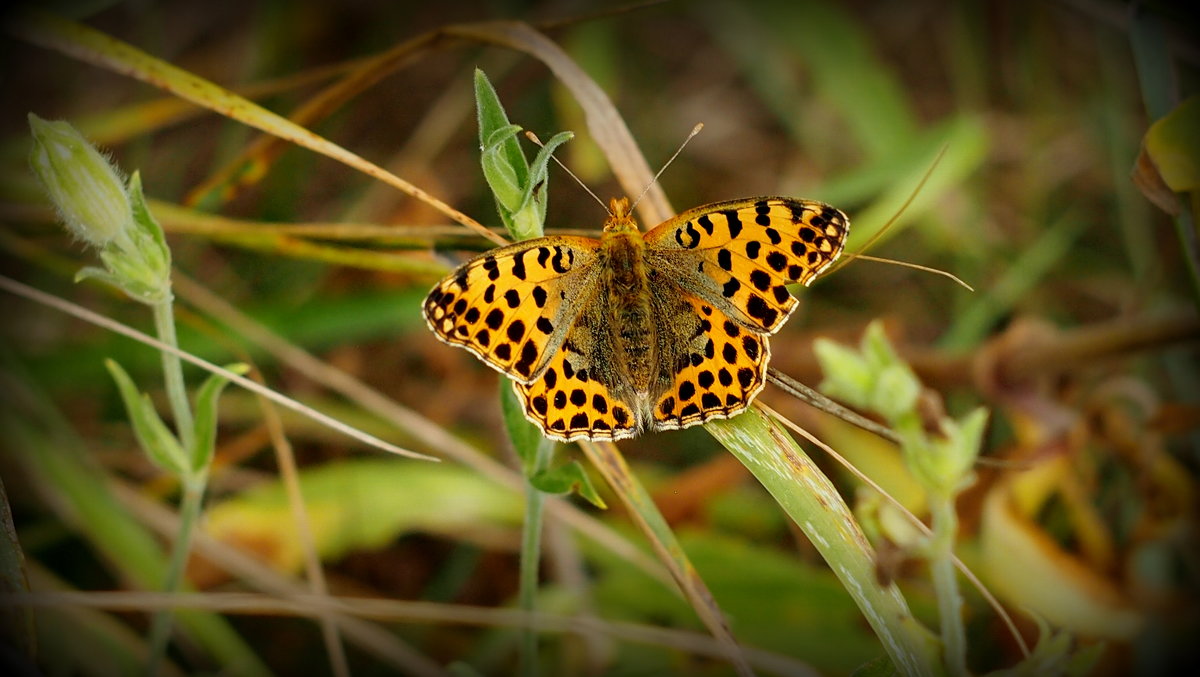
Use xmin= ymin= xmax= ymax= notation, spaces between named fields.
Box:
xmin=532 ymin=0 xmax=671 ymax=32
xmin=0 ymin=274 xmax=432 ymax=462
xmin=5 ymin=590 xmax=820 ymax=677
xmin=107 ymin=480 xmax=451 ymax=677
xmin=1000 ymin=311 xmax=1200 ymax=381
xmin=7 ymin=11 xmax=504 ymax=247
xmin=766 ymin=367 xmax=902 ymax=444
xmin=249 ymin=367 xmax=350 ymax=677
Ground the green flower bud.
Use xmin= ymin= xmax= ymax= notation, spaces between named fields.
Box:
xmin=908 ymin=407 xmax=987 ymax=496
xmin=815 ymin=337 xmax=874 ymax=407
xmin=872 ymin=363 xmax=921 ymax=423
xmin=28 ymin=113 xmax=132 ymax=247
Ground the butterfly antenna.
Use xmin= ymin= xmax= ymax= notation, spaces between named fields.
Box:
xmin=525 ymin=131 xmax=610 ymax=215
xmin=849 ymin=254 xmax=974 ymax=291
xmin=629 ymin=122 xmax=704 ymax=212
xmin=828 ymin=144 xmax=952 ymax=276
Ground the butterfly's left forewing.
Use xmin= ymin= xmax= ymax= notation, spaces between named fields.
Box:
xmin=644 ymin=197 xmax=848 ymax=335
xmin=423 ymin=236 xmax=600 ymax=384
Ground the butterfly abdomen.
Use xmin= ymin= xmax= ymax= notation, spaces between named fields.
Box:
xmin=600 ymin=227 xmax=656 ymax=399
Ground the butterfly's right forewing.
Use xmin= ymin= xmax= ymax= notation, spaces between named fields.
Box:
xmin=644 ymin=197 xmax=848 ymax=335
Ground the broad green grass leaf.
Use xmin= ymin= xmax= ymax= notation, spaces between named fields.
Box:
xmin=202 ymin=459 xmax=524 ymax=574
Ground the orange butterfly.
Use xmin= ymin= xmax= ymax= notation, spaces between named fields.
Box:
xmin=424 ymin=196 xmax=847 ymax=441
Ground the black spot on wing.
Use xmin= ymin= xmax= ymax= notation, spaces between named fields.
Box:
xmin=511 ymin=249 xmax=527 ymax=280
xmin=723 ymin=209 xmax=743 ymax=238
xmin=485 ymin=309 xmax=504 ymax=330
xmin=717 ymin=248 xmax=733 ymax=271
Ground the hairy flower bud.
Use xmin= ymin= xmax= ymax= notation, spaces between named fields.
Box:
xmin=28 ymin=113 xmax=132 ymax=247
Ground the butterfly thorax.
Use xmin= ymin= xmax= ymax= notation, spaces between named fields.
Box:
xmin=599 ymin=198 xmax=656 ymax=406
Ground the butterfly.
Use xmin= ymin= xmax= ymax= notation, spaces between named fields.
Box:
xmin=423 ymin=196 xmax=848 ymax=442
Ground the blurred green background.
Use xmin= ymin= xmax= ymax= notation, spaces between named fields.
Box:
xmin=1 ymin=1 xmax=1196 ymax=675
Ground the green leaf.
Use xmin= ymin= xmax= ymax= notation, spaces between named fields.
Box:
xmin=474 ymin=68 xmax=571 ymax=242
xmin=871 ymin=363 xmax=920 ymax=423
xmin=73 ymin=265 xmax=123 ymax=289
xmin=1144 ymin=95 xmax=1200 ymax=192
xmin=530 ymin=460 xmax=607 ymax=509
xmin=513 ymin=130 xmax=574 ymax=241
xmin=814 ymin=337 xmax=873 ymax=407
xmin=0 ymin=476 xmax=34 ymax=661
xmin=128 ymin=172 xmax=168 ymax=256
xmin=203 ymin=458 xmax=524 ymax=571
xmin=190 ymin=363 xmax=249 ymax=473
xmin=480 ymin=123 xmax=526 ymax=213
xmin=104 ymin=358 xmax=188 ymax=476
xmin=475 ymin=69 xmax=530 ymax=225
xmin=499 ymin=380 xmax=546 ymax=475
xmin=474 ymin=69 xmax=528 ymax=186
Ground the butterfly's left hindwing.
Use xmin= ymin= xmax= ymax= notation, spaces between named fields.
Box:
xmin=644 ymin=197 xmax=848 ymax=334
xmin=423 ymin=236 xmax=600 ymax=383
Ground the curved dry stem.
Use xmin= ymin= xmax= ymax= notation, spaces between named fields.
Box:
xmin=249 ymin=368 xmax=350 ymax=677
xmin=107 ymin=479 xmax=449 ymax=677
xmin=184 ymin=32 xmax=443 ymax=208
xmin=6 ymin=11 xmax=503 ymax=246
xmin=8 ymin=590 xmax=820 ymax=677
xmin=443 ymin=21 xmax=671 ymax=226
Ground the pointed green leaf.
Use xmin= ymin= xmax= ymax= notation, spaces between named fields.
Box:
xmin=481 ymin=143 xmax=526 ymax=213
xmin=475 ymin=70 xmax=529 ymax=221
xmin=190 ymin=363 xmax=249 ymax=473
xmin=73 ymin=265 xmax=123 ymax=289
xmin=474 ymin=69 xmax=528 ymax=186
xmin=512 ymin=129 xmax=574 ymax=240
xmin=483 ymin=123 xmax=524 ymax=152
xmin=871 ymin=363 xmax=920 ymax=422
xmin=530 ymin=460 xmax=607 ymax=509
xmin=524 ymin=130 xmax=573 ymax=201
xmin=862 ymin=320 xmax=903 ymax=372
xmin=500 ymin=380 xmax=546 ymax=474
xmin=127 ymin=171 xmax=170 ymax=259
xmin=104 ymin=359 xmax=188 ymax=476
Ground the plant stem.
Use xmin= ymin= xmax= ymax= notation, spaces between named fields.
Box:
xmin=518 ymin=438 xmax=554 ymax=677
xmin=930 ymin=494 xmax=968 ymax=677
xmin=153 ymin=299 xmax=195 ymax=453
xmin=144 ymin=475 xmax=207 ymax=675
xmin=145 ymin=296 xmax=206 ymax=674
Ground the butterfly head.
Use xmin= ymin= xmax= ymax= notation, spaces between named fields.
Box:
xmin=603 ymin=197 xmax=639 ymax=235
